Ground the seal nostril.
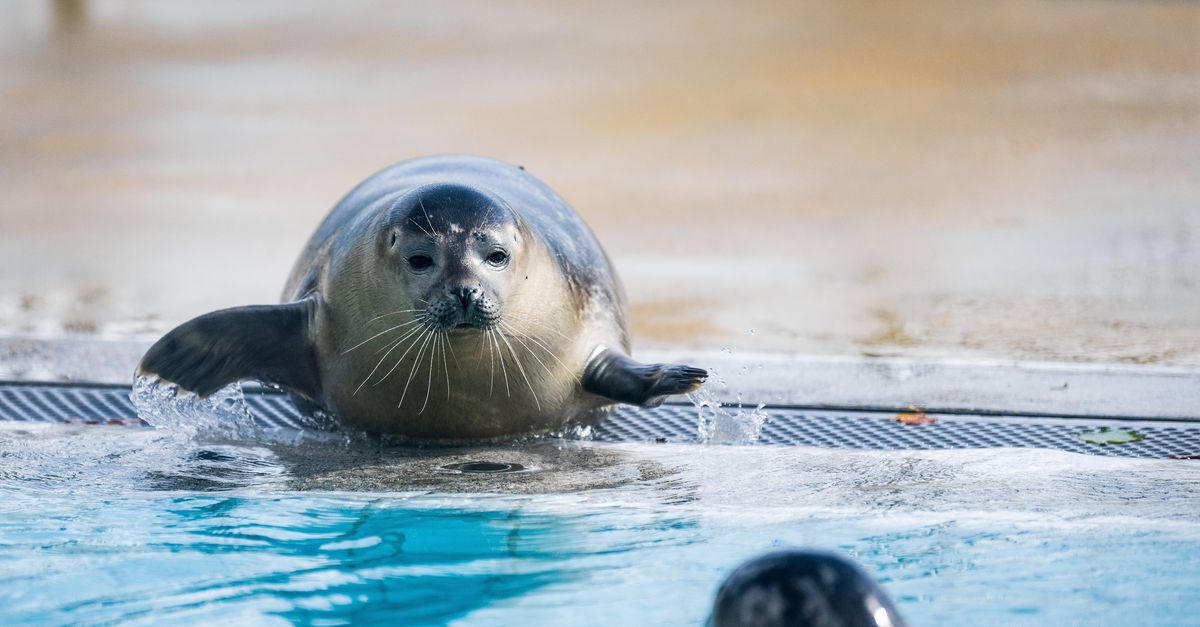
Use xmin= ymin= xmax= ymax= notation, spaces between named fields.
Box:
xmin=453 ymin=286 xmax=480 ymax=311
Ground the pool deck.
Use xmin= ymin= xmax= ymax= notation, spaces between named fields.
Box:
xmin=4 ymin=2 xmax=1199 ymax=369
xmin=3 ymin=336 xmax=1198 ymax=422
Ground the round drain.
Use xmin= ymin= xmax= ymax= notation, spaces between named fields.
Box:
xmin=440 ymin=461 xmax=526 ymax=474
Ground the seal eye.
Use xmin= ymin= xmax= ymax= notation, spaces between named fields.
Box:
xmin=486 ymin=250 xmax=509 ymax=267
xmin=408 ymin=254 xmax=433 ymax=270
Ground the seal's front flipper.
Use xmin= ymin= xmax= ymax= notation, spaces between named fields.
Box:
xmin=138 ymin=298 xmax=321 ymax=399
xmin=582 ymin=348 xmax=707 ymax=408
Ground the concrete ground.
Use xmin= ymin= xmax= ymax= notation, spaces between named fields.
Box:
xmin=2 ymin=1 xmax=1199 ymax=367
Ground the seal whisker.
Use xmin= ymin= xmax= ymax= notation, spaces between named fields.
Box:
xmin=440 ymin=332 xmax=452 ymax=400
xmin=364 ymin=309 xmax=424 ymax=324
xmin=371 ymin=323 xmax=423 ymax=354
xmin=486 ymin=330 xmax=496 ymax=396
xmin=498 ymin=322 xmax=559 ymax=383
xmin=342 ymin=318 xmax=422 ymax=354
xmin=496 ymin=327 xmax=541 ymax=411
xmin=501 ymin=313 xmax=571 ymax=340
xmin=368 ymin=320 xmax=427 ymax=356
xmin=353 ymin=324 xmax=424 ymax=396
xmin=367 ymin=333 xmax=405 ymax=360
xmin=444 ymin=332 xmax=460 ymax=368
xmin=476 ymin=330 xmax=488 ymax=367
xmin=368 ymin=324 xmax=429 ymax=387
xmin=414 ymin=196 xmax=436 ymax=239
xmin=491 ymin=329 xmax=511 ymax=398
xmin=353 ymin=340 xmax=401 ymax=396
xmin=498 ymin=321 xmax=580 ymax=383
xmin=398 ymin=327 xmax=436 ymax=409
xmin=419 ymin=331 xmax=438 ymax=414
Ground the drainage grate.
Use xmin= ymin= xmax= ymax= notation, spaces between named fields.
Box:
xmin=1 ymin=382 xmax=1198 ymax=459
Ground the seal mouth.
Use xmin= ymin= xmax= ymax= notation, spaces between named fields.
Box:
xmin=449 ymin=317 xmax=500 ymax=332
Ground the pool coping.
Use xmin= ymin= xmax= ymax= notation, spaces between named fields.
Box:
xmin=3 ymin=336 xmax=1198 ymax=421
xmin=3 ymin=379 xmax=1197 ymax=458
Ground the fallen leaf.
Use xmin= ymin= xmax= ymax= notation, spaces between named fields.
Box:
xmin=894 ymin=406 xmax=936 ymax=425
xmin=1077 ymin=427 xmax=1145 ymax=445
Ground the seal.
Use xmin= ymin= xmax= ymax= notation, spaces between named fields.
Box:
xmin=709 ymin=550 xmax=908 ymax=627
xmin=138 ymin=155 xmax=707 ymax=438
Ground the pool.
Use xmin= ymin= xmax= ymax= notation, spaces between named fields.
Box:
xmin=1 ymin=387 xmax=1199 ymax=626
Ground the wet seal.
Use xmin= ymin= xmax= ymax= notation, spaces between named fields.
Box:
xmin=138 ymin=155 xmax=706 ymax=439
xmin=710 ymin=550 xmax=908 ymax=627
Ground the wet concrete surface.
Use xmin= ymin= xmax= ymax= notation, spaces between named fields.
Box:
xmin=5 ymin=420 xmax=1200 ymax=521
xmin=2 ymin=1 xmax=1198 ymax=365
xmin=278 ymin=440 xmax=679 ymax=494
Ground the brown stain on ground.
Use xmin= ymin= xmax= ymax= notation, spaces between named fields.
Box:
xmin=630 ymin=300 xmax=724 ymax=347
xmin=856 ymin=307 xmax=920 ymax=350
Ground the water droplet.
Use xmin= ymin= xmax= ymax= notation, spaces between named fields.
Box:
xmin=688 ymin=385 xmax=765 ymax=445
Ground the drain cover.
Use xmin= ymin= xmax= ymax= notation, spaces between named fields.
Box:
xmin=439 ymin=461 xmax=526 ymax=474
xmin=1 ymin=381 xmax=1199 ymax=459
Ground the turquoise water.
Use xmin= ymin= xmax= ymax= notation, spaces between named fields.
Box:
xmin=1 ymin=422 xmax=1199 ymax=625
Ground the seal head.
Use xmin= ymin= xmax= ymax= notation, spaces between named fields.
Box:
xmin=710 ymin=550 xmax=908 ymax=627
xmin=380 ymin=184 xmax=522 ymax=333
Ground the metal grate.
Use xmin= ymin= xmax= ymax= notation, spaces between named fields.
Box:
xmin=1 ymin=382 xmax=1198 ymax=459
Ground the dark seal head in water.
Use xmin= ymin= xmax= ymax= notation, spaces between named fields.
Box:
xmin=710 ymin=550 xmax=908 ymax=627
xmin=138 ymin=155 xmax=706 ymax=438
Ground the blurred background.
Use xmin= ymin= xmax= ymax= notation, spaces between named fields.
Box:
xmin=1 ymin=0 xmax=1198 ymax=365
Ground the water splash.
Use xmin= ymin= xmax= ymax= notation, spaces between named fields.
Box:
xmin=130 ymin=375 xmax=352 ymax=445
xmin=688 ymin=386 xmax=766 ymax=445
xmin=686 ymin=337 xmax=768 ymax=445
xmin=130 ymin=374 xmax=258 ymax=439
xmin=567 ymin=424 xmax=595 ymax=440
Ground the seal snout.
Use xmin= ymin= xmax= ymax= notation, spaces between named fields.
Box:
xmin=428 ymin=284 xmax=500 ymax=331
xmin=453 ymin=285 xmax=480 ymax=311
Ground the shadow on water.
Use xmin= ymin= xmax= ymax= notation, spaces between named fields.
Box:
xmin=141 ymin=445 xmax=287 ymax=491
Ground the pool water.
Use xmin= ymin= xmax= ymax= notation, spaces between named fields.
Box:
xmin=2 ymin=420 xmax=1199 ymax=625
xmin=4 ymin=490 xmax=1197 ymax=626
